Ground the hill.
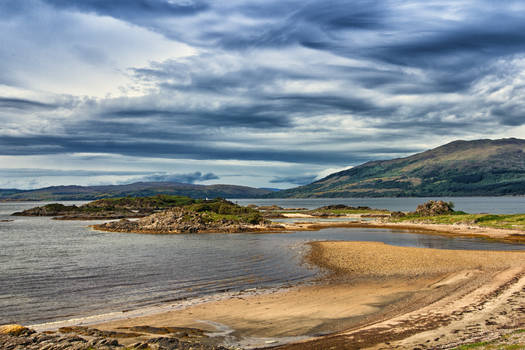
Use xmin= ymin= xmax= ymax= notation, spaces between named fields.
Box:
xmin=272 ymin=138 xmax=525 ymax=197
xmin=0 ymin=182 xmax=272 ymax=201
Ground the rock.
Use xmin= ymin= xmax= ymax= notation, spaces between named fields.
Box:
xmin=0 ymin=324 xmax=34 ymax=336
xmin=147 ymin=337 xmax=180 ymax=348
xmin=59 ymin=325 xmax=139 ymax=338
xmin=0 ymin=328 xmax=236 ymax=349
xmin=257 ymin=205 xmax=283 ymax=210
xmin=12 ymin=204 xmax=79 ymax=216
xmin=65 ymin=335 xmax=87 ymax=343
xmin=413 ymin=200 xmax=455 ymax=216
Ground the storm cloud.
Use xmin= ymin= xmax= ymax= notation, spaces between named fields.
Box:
xmin=1 ymin=0 xmax=525 ymax=188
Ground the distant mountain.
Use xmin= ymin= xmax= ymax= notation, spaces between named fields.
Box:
xmin=271 ymin=138 xmax=525 ymax=198
xmin=0 ymin=182 xmax=272 ymax=201
xmin=258 ymin=187 xmax=282 ymax=192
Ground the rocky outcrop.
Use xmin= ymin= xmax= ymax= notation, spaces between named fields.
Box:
xmin=0 ymin=324 xmax=233 ymax=350
xmin=12 ymin=203 xmax=140 ymax=220
xmin=93 ymin=207 xmax=282 ymax=234
xmin=413 ymin=200 xmax=455 ymax=216
xmin=12 ymin=203 xmax=80 ymax=216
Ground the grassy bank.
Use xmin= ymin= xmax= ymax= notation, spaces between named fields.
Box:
xmin=390 ymin=212 xmax=525 ymax=231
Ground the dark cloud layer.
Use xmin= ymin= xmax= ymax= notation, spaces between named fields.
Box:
xmin=0 ymin=134 xmax=388 ymax=164
xmin=0 ymin=168 xmax=151 ymax=177
xmin=1 ymin=1 xmax=525 ymax=187
xmin=43 ymin=0 xmax=208 ymax=18
xmin=0 ymin=97 xmax=58 ymax=110
xmin=140 ymin=171 xmax=219 ymax=184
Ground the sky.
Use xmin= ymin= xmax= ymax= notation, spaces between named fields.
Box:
xmin=1 ymin=0 xmax=525 ymax=189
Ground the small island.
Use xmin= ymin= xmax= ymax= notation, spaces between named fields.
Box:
xmin=12 ymin=195 xmax=205 ymax=220
xmin=92 ymin=198 xmax=284 ymax=234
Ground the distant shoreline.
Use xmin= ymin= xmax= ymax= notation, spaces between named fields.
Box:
xmin=4 ymin=194 xmax=525 ymax=202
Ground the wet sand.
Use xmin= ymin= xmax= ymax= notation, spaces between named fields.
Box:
xmin=93 ymin=278 xmax=437 ymax=348
xmin=91 ymin=242 xmax=525 ymax=349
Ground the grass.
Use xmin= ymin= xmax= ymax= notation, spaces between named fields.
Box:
xmin=154 ymin=198 xmax=266 ymax=225
xmin=451 ymin=329 xmax=525 ymax=349
xmin=390 ymin=213 xmax=525 ymax=232
xmin=453 ymin=341 xmax=493 ymax=349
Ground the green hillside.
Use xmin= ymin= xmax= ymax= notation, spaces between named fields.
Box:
xmin=272 ymin=138 xmax=525 ymax=197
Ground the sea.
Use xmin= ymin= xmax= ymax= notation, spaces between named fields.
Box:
xmin=1 ymin=197 xmax=524 ymax=327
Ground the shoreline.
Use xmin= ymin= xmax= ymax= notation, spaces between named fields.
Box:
xmin=28 ymin=286 xmax=295 ymax=332
xmin=23 ymin=241 xmax=522 ymax=349
xmin=88 ymin=211 xmax=525 ymax=245
xmin=90 ymin=218 xmax=525 ymax=245
xmin=7 ymin=241 xmax=525 ymax=350
xmin=278 ymin=217 xmax=525 ymax=245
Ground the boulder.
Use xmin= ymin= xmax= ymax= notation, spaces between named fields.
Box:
xmin=413 ymin=200 xmax=455 ymax=216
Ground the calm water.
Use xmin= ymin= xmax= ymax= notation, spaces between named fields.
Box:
xmin=234 ymin=196 xmax=525 ymax=214
xmin=1 ymin=199 xmax=524 ymax=325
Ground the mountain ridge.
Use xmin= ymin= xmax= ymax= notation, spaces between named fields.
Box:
xmin=270 ymin=138 xmax=525 ymax=197
xmin=0 ymin=182 xmax=272 ymax=201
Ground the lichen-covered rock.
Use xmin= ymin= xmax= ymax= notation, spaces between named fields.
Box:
xmin=0 ymin=326 xmax=234 ymax=349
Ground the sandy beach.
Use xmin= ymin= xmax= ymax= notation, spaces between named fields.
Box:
xmin=85 ymin=241 xmax=525 ymax=349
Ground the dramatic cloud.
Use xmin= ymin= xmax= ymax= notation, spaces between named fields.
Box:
xmin=140 ymin=171 xmax=219 ymax=184
xmin=1 ymin=0 xmax=525 ymax=189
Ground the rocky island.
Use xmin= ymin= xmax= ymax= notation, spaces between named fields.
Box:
xmin=12 ymin=195 xmax=203 ymax=220
xmin=92 ymin=198 xmax=284 ymax=234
